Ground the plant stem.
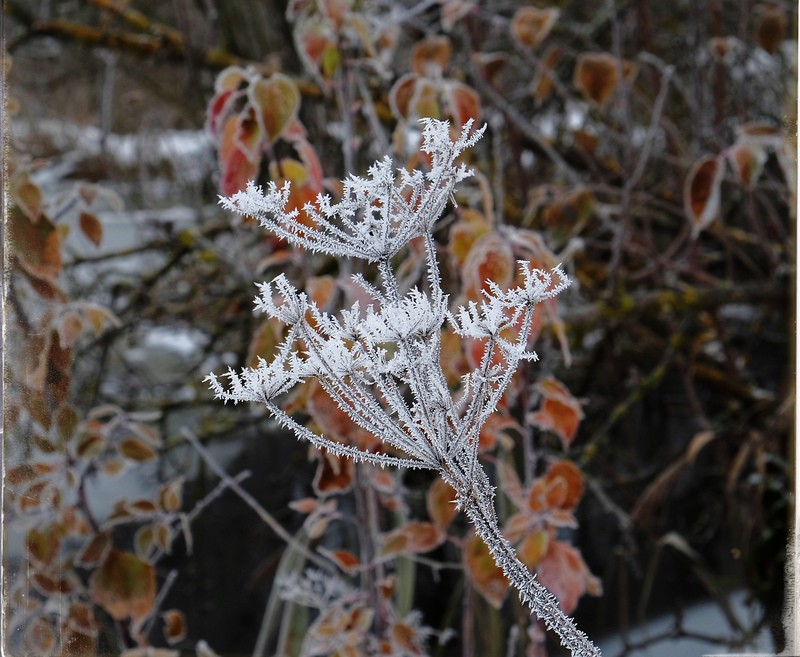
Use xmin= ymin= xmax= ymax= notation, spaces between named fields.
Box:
xmin=453 ymin=467 xmax=602 ymax=657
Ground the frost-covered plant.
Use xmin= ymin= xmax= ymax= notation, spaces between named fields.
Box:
xmin=207 ymin=119 xmax=600 ymax=657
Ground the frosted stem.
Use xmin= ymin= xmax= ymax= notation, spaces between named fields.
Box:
xmin=453 ymin=469 xmax=602 ymax=657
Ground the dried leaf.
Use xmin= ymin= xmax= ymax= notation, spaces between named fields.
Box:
xmin=313 ymin=450 xmax=355 ymax=496
xmin=79 ymin=212 xmax=103 ymax=247
xmin=426 ymin=478 xmax=458 ymax=531
xmin=444 ymin=80 xmax=481 ymax=126
xmin=518 ymin=529 xmax=550 ymax=569
xmin=27 ymin=524 xmax=62 ymax=568
xmin=462 ymin=232 xmax=515 ymax=299
xmin=684 ymin=155 xmax=724 ymax=236
xmin=321 ymin=548 xmax=361 ymax=574
xmin=90 ymin=550 xmax=156 ymax=621
xmin=532 ymin=45 xmax=563 ymax=103
xmin=529 ymin=377 xmax=584 ymax=448
xmin=464 ymin=534 xmax=509 ymax=609
xmin=727 ymin=141 xmax=768 ymax=188
xmin=511 ymin=7 xmax=559 ymax=50
xmin=24 ymin=617 xmax=57 ymax=656
xmin=75 ymin=532 xmax=111 ymax=567
xmin=411 ymin=35 xmax=452 ymax=77
xmin=159 ymin=477 xmax=184 ymax=513
xmin=381 ymin=521 xmax=442 ymax=557
xmin=756 ymin=4 xmax=786 ymax=54
xmin=162 ymin=609 xmax=187 ymax=645
xmin=573 ymin=52 xmax=634 ymax=107
xmin=119 ymin=437 xmax=158 ymax=461
xmin=536 ymin=540 xmax=600 ymax=614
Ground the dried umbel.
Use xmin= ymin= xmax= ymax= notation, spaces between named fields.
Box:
xmin=207 ymin=119 xmax=600 ymax=657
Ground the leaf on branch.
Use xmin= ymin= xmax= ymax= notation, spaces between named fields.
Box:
xmin=511 ymin=7 xmax=559 ymax=50
xmin=90 ymin=550 xmax=156 ymax=621
xmin=684 ymin=155 xmax=724 ymax=236
xmin=464 ymin=534 xmax=509 ymax=609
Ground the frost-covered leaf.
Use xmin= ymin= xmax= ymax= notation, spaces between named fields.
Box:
xmin=511 ymin=7 xmax=559 ymax=50
xmin=684 ymin=155 xmax=724 ymax=236
xmin=90 ymin=550 xmax=156 ymax=621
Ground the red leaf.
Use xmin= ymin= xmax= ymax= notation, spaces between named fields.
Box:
xmin=389 ymin=74 xmax=418 ymax=119
xmin=684 ymin=155 xmax=724 ymax=236
xmin=462 ymin=232 xmax=515 ymax=300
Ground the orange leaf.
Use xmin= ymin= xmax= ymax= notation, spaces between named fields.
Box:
xmin=536 ymin=540 xmax=600 ymax=614
xmin=250 ymin=73 xmax=301 ymax=144
xmin=544 ymin=460 xmax=584 ymax=510
xmin=79 ymin=212 xmax=103 ymax=247
xmin=162 ymin=609 xmax=187 ymax=645
xmin=529 ymin=377 xmax=583 ymax=447
xmin=518 ymin=529 xmax=550 ymax=569
xmin=426 ymin=478 xmax=458 ymax=530
xmin=313 ymin=450 xmax=355 ymax=496
xmin=511 ymin=7 xmax=559 ymax=50
xmin=462 ymin=232 xmax=515 ymax=299
xmin=684 ymin=155 xmax=724 ymax=236
xmin=410 ymin=78 xmax=442 ymax=120
xmin=464 ymin=535 xmax=509 ymax=609
xmin=322 ymin=548 xmax=361 ymax=574
xmin=90 ymin=550 xmax=156 ymax=621
xmin=411 ymin=35 xmax=452 ymax=77
xmin=381 ymin=521 xmax=442 ymax=557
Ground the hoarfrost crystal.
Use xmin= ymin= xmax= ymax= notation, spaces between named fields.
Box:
xmin=208 ymin=119 xmax=600 ymax=657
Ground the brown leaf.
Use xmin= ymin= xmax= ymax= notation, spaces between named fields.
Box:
xmin=411 ymin=35 xmax=452 ymax=77
xmin=27 ymin=524 xmax=62 ymax=568
xmin=756 ymin=4 xmax=786 ymax=54
xmin=532 ymin=45 xmax=563 ymax=103
xmin=321 ymin=547 xmax=361 ymax=574
xmin=444 ymin=81 xmax=481 ymax=126
xmin=573 ymin=52 xmax=634 ymax=107
xmin=684 ymin=155 xmax=724 ymax=236
xmin=162 ymin=609 xmax=187 ymax=645
xmin=511 ymin=7 xmax=559 ymax=50
xmin=119 ymin=437 xmax=158 ymax=461
xmin=79 ymin=212 xmax=103 ymax=247
xmin=159 ymin=477 xmax=184 ymax=513
xmin=24 ymin=617 xmax=57 ymax=656
xmin=426 ymin=478 xmax=458 ymax=531
xmin=529 ymin=377 xmax=584 ymax=448
xmin=727 ymin=141 xmax=768 ymax=189
xmin=75 ymin=532 xmax=111 ymax=567
xmin=313 ymin=450 xmax=355 ymax=496
xmin=518 ymin=529 xmax=550 ymax=569
xmin=90 ymin=550 xmax=156 ymax=621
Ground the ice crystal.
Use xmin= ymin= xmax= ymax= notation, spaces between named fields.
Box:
xmin=208 ymin=119 xmax=600 ymax=657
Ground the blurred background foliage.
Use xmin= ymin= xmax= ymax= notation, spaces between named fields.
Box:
xmin=3 ymin=1 xmax=796 ymax=656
